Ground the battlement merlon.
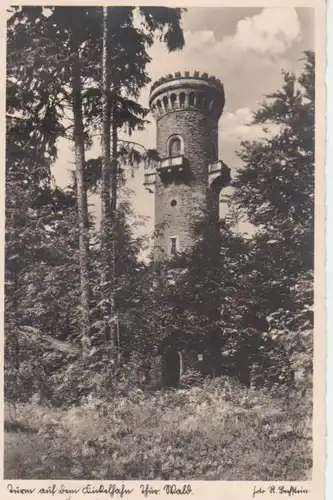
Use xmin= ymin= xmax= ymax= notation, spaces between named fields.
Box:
xmin=150 ymin=71 xmax=224 ymax=95
xmin=149 ymin=71 xmax=225 ymax=121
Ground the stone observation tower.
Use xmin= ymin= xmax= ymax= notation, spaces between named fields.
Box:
xmin=144 ymin=71 xmax=231 ymax=260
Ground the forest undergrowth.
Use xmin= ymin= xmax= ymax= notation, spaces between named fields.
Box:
xmin=4 ymin=376 xmax=312 ymax=481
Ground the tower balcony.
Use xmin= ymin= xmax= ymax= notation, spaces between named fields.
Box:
xmin=143 ymin=155 xmax=189 ymax=190
xmin=159 ymin=154 xmax=186 ymax=170
xmin=157 ymin=155 xmax=189 ymax=183
xmin=208 ymin=160 xmax=231 ymax=191
xmin=149 ymin=155 xmax=189 ymax=184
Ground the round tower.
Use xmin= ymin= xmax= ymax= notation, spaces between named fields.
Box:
xmin=146 ymin=71 xmax=231 ymax=260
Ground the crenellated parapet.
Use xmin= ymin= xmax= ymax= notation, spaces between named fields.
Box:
xmin=150 ymin=71 xmax=224 ymax=94
xmin=149 ymin=71 xmax=225 ymax=121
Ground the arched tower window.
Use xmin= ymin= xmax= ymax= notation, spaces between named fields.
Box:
xmin=167 ymin=135 xmax=184 ymax=157
xmin=156 ymin=100 xmax=162 ymax=113
xmin=170 ymin=93 xmax=177 ymax=109
xmin=163 ymin=96 xmax=169 ymax=111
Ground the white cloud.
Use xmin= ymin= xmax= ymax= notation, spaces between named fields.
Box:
xmin=224 ymin=8 xmax=301 ymax=55
xmin=155 ymin=7 xmax=301 ymax=71
xmin=183 ymin=8 xmax=301 ymax=58
xmin=219 ymin=107 xmax=280 ymax=144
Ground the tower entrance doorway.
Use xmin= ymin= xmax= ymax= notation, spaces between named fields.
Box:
xmin=163 ymin=348 xmax=183 ymax=387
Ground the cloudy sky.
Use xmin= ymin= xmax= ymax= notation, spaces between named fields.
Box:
xmin=52 ymin=7 xmax=314 ymax=239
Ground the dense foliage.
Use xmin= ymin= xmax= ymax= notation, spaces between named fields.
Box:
xmin=5 ymin=5 xmax=184 ymax=402
xmin=231 ymin=52 xmax=314 ymax=394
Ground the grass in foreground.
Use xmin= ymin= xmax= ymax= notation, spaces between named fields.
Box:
xmin=4 ymin=377 xmax=312 ymax=480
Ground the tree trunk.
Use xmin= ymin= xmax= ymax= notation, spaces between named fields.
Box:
xmin=100 ymin=6 xmax=112 ymax=321
xmin=109 ymin=115 xmax=118 ymax=360
xmin=71 ymin=57 xmax=91 ymax=349
xmin=100 ymin=7 xmax=118 ymax=361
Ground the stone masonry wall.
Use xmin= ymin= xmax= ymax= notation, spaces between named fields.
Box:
xmin=154 ymin=109 xmax=219 ymax=259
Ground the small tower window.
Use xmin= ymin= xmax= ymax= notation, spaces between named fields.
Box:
xmin=170 ymin=237 xmax=177 ymax=255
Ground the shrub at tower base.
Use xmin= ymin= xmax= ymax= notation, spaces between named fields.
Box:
xmin=137 ymin=209 xmax=295 ymax=390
